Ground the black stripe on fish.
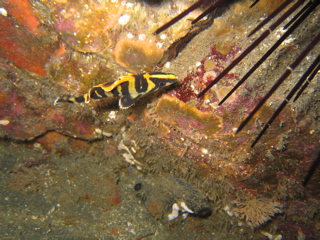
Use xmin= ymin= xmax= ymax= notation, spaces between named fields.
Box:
xmin=54 ymin=72 xmax=178 ymax=109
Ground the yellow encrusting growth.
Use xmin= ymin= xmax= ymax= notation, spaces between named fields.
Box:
xmin=156 ymin=95 xmax=223 ymax=140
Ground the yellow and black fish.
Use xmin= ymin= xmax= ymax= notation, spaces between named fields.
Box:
xmin=55 ymin=72 xmax=178 ymax=109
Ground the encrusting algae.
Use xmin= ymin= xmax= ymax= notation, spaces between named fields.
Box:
xmin=113 ymin=37 xmax=164 ymax=73
xmin=155 ymin=95 xmax=222 ymax=139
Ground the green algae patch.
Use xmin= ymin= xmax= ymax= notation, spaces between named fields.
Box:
xmin=156 ymin=95 xmax=222 ymax=139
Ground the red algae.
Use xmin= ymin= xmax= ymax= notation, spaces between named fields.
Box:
xmin=169 ymin=45 xmax=241 ymax=109
xmin=75 ymin=119 xmax=95 ymax=135
xmin=109 ymin=186 xmax=122 ymax=205
xmin=36 ymin=131 xmax=68 ymax=152
xmin=0 ymin=84 xmax=97 ymax=141
xmin=0 ymin=16 xmax=58 ymax=75
xmin=5 ymin=0 xmax=41 ymax=34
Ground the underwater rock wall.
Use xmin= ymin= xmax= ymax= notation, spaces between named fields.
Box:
xmin=0 ymin=0 xmax=319 ymax=239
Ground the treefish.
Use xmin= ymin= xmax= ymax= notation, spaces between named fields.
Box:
xmin=55 ymin=72 xmax=178 ymax=109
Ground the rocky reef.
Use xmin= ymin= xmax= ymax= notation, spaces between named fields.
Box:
xmin=0 ymin=0 xmax=319 ymax=239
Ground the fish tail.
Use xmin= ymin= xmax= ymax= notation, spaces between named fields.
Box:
xmin=54 ymin=94 xmax=89 ymax=105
